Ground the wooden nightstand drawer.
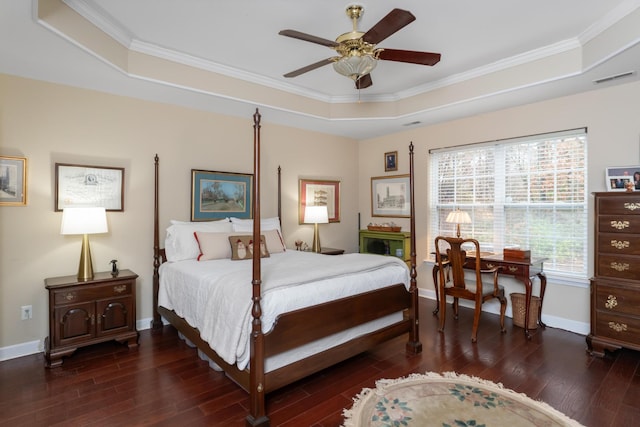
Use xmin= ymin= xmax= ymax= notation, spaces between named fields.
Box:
xmin=598 ymin=233 xmax=640 ymax=255
xmin=594 ymin=311 xmax=640 ymax=343
xmin=53 ymin=281 xmax=133 ymax=305
xmin=596 ymin=254 xmax=640 ymax=279
xmin=598 ymin=196 xmax=640 ymax=215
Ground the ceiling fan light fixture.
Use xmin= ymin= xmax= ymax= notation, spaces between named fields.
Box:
xmin=332 ymin=54 xmax=377 ymax=80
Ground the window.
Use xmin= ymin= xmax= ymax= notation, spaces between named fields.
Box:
xmin=429 ymin=128 xmax=588 ymax=279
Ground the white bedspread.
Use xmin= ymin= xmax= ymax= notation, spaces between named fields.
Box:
xmin=158 ymin=251 xmax=410 ymax=371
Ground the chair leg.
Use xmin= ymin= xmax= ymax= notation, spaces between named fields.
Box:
xmin=453 ymin=298 xmax=459 ymax=319
xmin=471 ymin=300 xmax=482 ymax=343
xmin=438 ymin=293 xmax=446 ymax=333
xmin=498 ymin=293 xmax=507 ymax=333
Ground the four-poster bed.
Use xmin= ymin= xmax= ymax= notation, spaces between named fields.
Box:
xmin=152 ymin=109 xmax=420 ymax=426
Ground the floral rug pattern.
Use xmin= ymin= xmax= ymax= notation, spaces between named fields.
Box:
xmin=343 ymin=372 xmax=584 ymax=427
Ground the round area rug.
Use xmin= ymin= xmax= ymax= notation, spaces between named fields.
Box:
xmin=343 ymin=371 xmax=584 ymax=427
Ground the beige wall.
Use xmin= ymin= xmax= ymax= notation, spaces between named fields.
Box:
xmin=359 ymin=79 xmax=640 ymax=331
xmin=3 ymin=72 xmax=640 ymax=357
xmin=0 ymin=74 xmax=358 ymax=354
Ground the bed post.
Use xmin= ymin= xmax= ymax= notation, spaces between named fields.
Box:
xmin=406 ymin=142 xmax=422 ymax=355
xmin=151 ymin=154 xmax=163 ymax=330
xmin=247 ymin=109 xmax=269 ymax=427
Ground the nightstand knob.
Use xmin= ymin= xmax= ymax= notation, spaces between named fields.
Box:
xmin=608 ymin=321 xmax=627 ymax=332
xmin=64 ymin=292 xmax=76 ymax=301
xmin=113 ymin=285 xmax=127 ymax=293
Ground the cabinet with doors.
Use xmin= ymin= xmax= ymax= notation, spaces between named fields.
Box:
xmin=44 ymin=270 xmax=138 ymax=367
xmin=587 ymin=192 xmax=640 ymax=356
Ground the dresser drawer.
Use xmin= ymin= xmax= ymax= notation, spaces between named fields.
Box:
xmin=598 ymin=196 xmax=640 ymax=215
xmin=596 ymin=254 xmax=640 ymax=279
xmin=598 ymin=215 xmax=640 ymax=234
xmin=594 ymin=281 xmax=640 ymax=316
xmin=594 ymin=311 xmax=640 ymax=344
xmin=597 ymin=233 xmax=640 ymax=255
xmin=53 ymin=281 xmax=133 ymax=305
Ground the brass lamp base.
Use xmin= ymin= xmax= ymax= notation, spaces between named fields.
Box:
xmin=311 ymin=223 xmax=322 ymax=253
xmin=77 ymin=234 xmax=95 ymax=281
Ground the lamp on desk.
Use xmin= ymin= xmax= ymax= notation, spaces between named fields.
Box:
xmin=445 ymin=208 xmax=471 ymax=238
xmin=61 ymin=207 xmax=108 ymax=281
xmin=304 ymin=205 xmax=329 ymax=253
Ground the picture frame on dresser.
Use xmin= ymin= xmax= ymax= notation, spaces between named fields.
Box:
xmin=191 ymin=169 xmax=253 ymax=221
xmin=55 ymin=163 xmax=124 ymax=211
xmin=605 ymin=166 xmax=640 ymax=191
xmin=0 ymin=155 xmax=27 ymax=206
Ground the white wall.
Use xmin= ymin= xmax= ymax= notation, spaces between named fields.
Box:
xmin=358 ymin=79 xmax=640 ymax=334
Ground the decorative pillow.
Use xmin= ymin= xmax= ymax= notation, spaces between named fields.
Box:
xmin=194 ymin=231 xmax=236 ymax=261
xmin=229 ymin=235 xmax=270 ymax=260
xmin=230 ymin=217 xmax=285 ymax=252
xmin=165 ymin=219 xmax=234 ymax=262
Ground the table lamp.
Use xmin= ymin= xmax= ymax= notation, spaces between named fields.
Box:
xmin=445 ymin=208 xmax=471 ymax=238
xmin=61 ymin=207 xmax=108 ymax=281
xmin=304 ymin=205 xmax=329 ymax=253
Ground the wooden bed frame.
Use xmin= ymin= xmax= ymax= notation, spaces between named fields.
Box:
xmin=151 ymin=109 xmax=421 ymax=426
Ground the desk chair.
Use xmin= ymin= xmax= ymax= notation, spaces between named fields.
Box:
xmin=435 ymin=236 xmax=507 ymax=342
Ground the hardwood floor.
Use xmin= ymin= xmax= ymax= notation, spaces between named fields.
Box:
xmin=1 ymin=298 xmax=639 ymax=426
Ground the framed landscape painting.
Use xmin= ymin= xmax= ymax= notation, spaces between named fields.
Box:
xmin=0 ymin=156 xmax=27 ymax=206
xmin=191 ymin=169 xmax=252 ymax=221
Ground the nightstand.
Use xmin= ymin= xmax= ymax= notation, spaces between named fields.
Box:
xmin=320 ymin=247 xmax=345 ymax=255
xmin=44 ymin=269 xmax=139 ymax=368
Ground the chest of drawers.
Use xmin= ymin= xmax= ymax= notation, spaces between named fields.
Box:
xmin=587 ymin=193 xmax=640 ymax=356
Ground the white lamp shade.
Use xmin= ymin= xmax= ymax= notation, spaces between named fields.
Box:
xmin=303 ymin=205 xmax=329 ymax=224
xmin=61 ymin=207 xmax=108 ymax=235
xmin=445 ymin=209 xmax=471 ymax=225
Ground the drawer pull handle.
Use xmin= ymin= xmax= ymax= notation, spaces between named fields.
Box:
xmin=610 ymin=220 xmax=629 ymax=230
xmin=623 ymin=202 xmax=640 ymax=211
xmin=610 ymin=262 xmax=630 ymax=272
xmin=608 ymin=322 xmax=627 ymax=332
xmin=610 ymin=240 xmax=630 ymax=250
xmin=64 ymin=292 xmax=76 ymax=301
xmin=113 ymin=285 xmax=127 ymax=293
xmin=486 ymin=263 xmax=495 ymax=269
xmin=605 ymin=295 xmax=618 ymax=309
xmin=508 ymin=266 xmax=518 ymax=273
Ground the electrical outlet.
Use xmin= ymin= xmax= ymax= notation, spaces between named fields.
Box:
xmin=21 ymin=305 xmax=32 ymax=320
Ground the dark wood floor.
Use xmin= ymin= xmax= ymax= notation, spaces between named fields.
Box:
xmin=1 ymin=298 xmax=639 ymax=426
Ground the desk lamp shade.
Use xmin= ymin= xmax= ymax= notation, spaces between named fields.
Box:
xmin=304 ymin=205 xmax=329 ymax=253
xmin=61 ymin=207 xmax=108 ymax=280
xmin=445 ymin=209 xmax=471 ymax=238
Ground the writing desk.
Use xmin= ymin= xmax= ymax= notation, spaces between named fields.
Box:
xmin=432 ymin=253 xmax=547 ymax=339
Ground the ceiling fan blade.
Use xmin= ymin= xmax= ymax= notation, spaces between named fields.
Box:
xmin=355 ymin=74 xmax=373 ymax=89
xmin=362 ymin=9 xmax=415 ymax=45
xmin=378 ymin=49 xmax=441 ymax=66
xmin=279 ymin=29 xmax=339 ymax=48
xmin=283 ymin=58 xmax=335 ymax=78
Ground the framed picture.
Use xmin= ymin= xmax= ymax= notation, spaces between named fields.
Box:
xmin=191 ymin=169 xmax=252 ymax=221
xmin=384 ymin=151 xmax=398 ymax=172
xmin=0 ymin=155 xmax=27 ymax=206
xmin=606 ymin=166 xmax=640 ymax=191
xmin=298 ymin=179 xmax=340 ymax=224
xmin=371 ymin=174 xmax=411 ymax=217
xmin=55 ymin=163 xmax=124 ymax=211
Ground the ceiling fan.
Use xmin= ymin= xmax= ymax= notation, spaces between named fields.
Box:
xmin=279 ymin=5 xmax=441 ymax=89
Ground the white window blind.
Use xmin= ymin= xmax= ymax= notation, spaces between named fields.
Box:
xmin=429 ymin=128 xmax=588 ymax=278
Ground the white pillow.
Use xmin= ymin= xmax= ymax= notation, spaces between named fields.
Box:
xmin=194 ymin=231 xmax=238 ymax=260
xmin=230 ymin=217 xmax=285 ymax=252
xmin=165 ymin=220 xmax=234 ymax=262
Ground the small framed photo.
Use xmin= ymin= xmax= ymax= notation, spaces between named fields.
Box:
xmin=0 ymin=155 xmax=27 ymax=206
xmin=606 ymin=166 xmax=640 ymax=191
xmin=191 ymin=169 xmax=252 ymax=221
xmin=371 ymin=174 xmax=410 ymax=217
xmin=384 ymin=151 xmax=398 ymax=172
xmin=299 ymin=179 xmax=341 ymax=224
xmin=55 ymin=163 xmax=124 ymax=211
